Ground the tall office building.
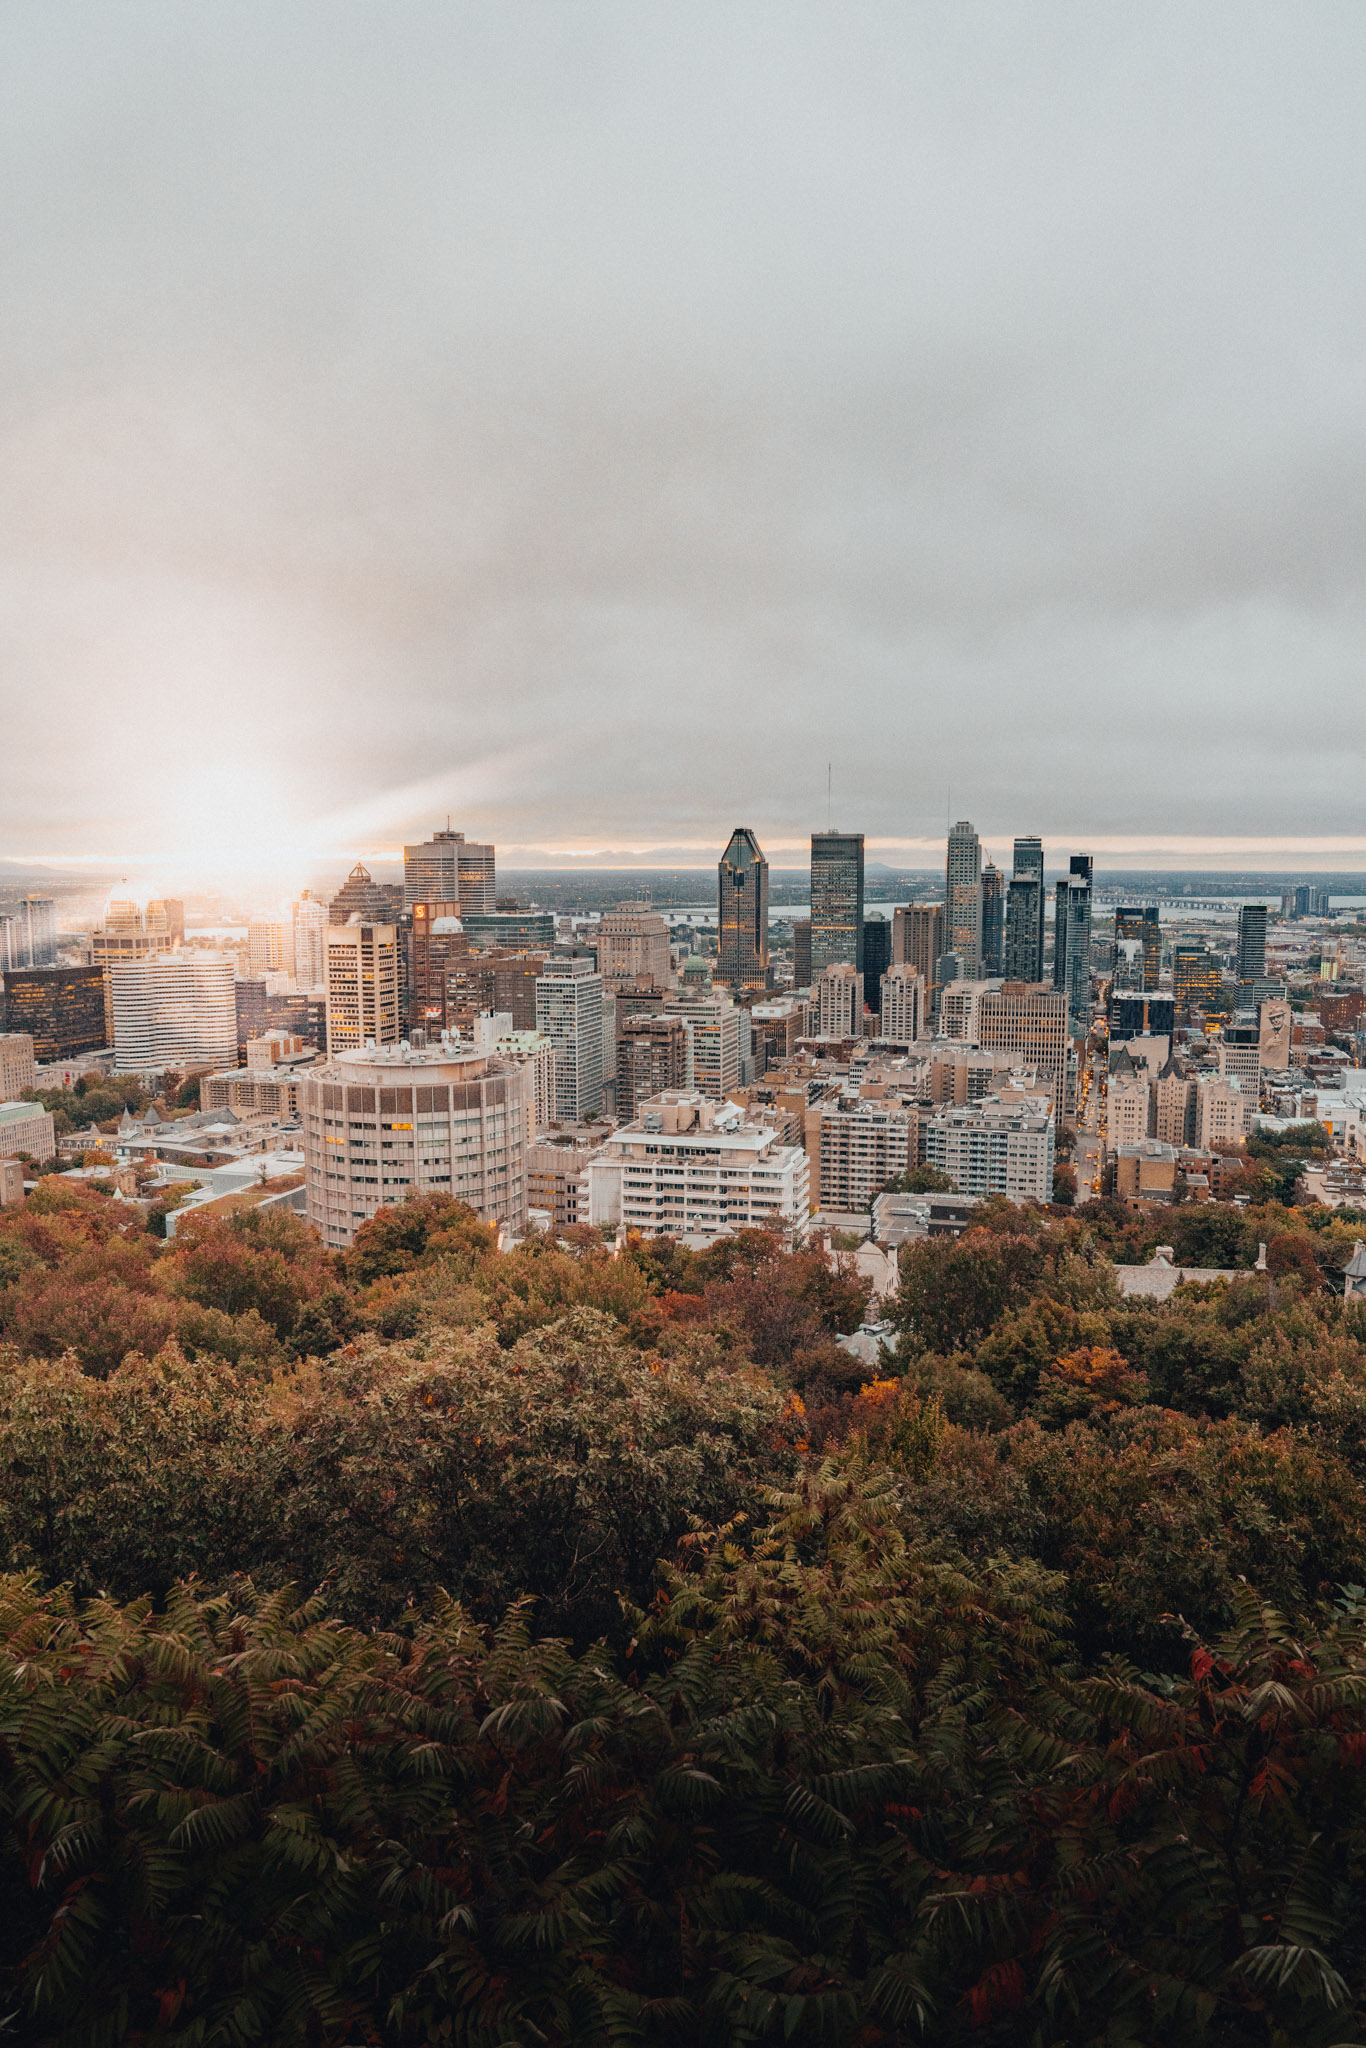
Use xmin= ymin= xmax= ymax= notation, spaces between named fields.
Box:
xmin=981 ymin=864 xmax=1005 ymax=976
xmin=664 ymin=983 xmax=743 ymax=1099
xmin=979 ymin=985 xmax=1070 ymax=1114
xmin=406 ymin=906 xmax=469 ymax=1033
xmin=1052 ymin=856 xmax=1093 ymax=1039
xmin=326 ymin=923 xmax=401 ymax=1051
xmin=403 ymin=828 xmax=496 ymax=914
xmin=791 ymin=920 xmax=812 ymax=988
xmin=596 ymin=903 xmax=674 ymax=989
xmin=945 ymin=821 xmax=983 ymax=975
xmin=536 ymin=955 xmax=605 ymax=1122
xmin=1003 ymin=837 xmax=1045 ymax=983
xmin=0 ymin=897 xmax=57 ymax=969
xmin=290 ymin=892 xmax=329 ymax=988
xmin=810 ymin=832 xmax=864 ymax=974
xmin=616 ymin=1014 xmax=693 ymax=1119
xmin=894 ymin=904 xmax=946 ymax=989
xmin=109 ymin=955 xmax=237 ymax=1071
xmin=861 ymin=913 xmax=891 ymax=1012
xmin=1173 ymin=946 xmax=1224 ymax=1015
xmin=1113 ymin=907 xmax=1162 ymax=991
xmin=1237 ymin=903 xmax=1268 ymax=984
xmin=329 ymin=863 xmax=401 ymax=927
xmin=717 ymin=829 xmax=770 ymax=991
xmin=248 ymin=920 xmax=288 ymax=975
xmin=0 ymin=966 xmax=107 ymax=1062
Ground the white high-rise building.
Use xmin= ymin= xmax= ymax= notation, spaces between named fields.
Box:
xmin=535 ymin=955 xmax=605 ymax=1122
xmin=248 ymin=920 xmax=287 ymax=975
xmin=812 ymin=963 xmax=863 ymax=1038
xmin=879 ymin=965 xmax=925 ymax=1042
xmin=946 ymin=821 xmax=983 ymax=976
xmin=663 ymin=986 xmax=743 ymax=1100
xmin=291 ymin=893 xmax=329 ymax=988
xmin=326 ymin=924 xmax=401 ymax=1051
xmin=109 ymin=955 xmax=237 ymax=1072
xmin=301 ymin=1038 xmax=529 ymax=1248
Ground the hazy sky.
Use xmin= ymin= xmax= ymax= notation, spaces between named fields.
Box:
xmin=2 ymin=2 xmax=1365 ymax=879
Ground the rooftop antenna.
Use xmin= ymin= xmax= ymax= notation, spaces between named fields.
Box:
xmin=827 ymin=763 xmax=832 ymax=831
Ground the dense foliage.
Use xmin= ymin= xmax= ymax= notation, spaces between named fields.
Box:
xmin=4 ymin=1178 xmax=1366 ymax=2041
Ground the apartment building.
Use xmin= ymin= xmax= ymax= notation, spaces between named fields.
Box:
xmin=590 ymin=1091 xmax=809 ymax=1236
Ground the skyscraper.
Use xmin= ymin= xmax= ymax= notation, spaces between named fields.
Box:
xmin=290 ymin=892 xmax=329 ymax=988
xmin=1113 ymin=907 xmax=1161 ymax=991
xmin=945 ymin=821 xmax=983 ymax=975
xmin=0 ymin=897 xmax=57 ymax=969
xmin=1237 ymin=903 xmax=1268 ymax=984
xmin=326 ymin=924 xmax=401 ymax=1050
xmin=1004 ymin=838 xmax=1045 ymax=983
xmin=1052 ymin=855 xmax=1093 ymax=1039
xmin=403 ymin=829 xmax=496 ymax=914
xmin=981 ymin=864 xmax=1004 ymax=976
xmin=810 ymin=832 xmax=864 ymax=973
xmin=329 ymin=863 xmax=401 ymax=926
xmin=717 ymin=829 xmax=770 ymax=991
xmin=861 ymin=913 xmax=891 ymax=1012
xmin=535 ymin=955 xmax=605 ymax=1121
xmin=894 ymin=904 xmax=945 ymax=989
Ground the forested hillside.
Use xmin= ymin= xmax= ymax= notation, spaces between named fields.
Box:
xmin=4 ymin=1178 xmax=1366 ymax=2043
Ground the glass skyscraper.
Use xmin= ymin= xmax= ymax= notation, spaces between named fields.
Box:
xmin=810 ymin=832 xmax=864 ymax=974
xmin=717 ymin=828 xmax=770 ymax=991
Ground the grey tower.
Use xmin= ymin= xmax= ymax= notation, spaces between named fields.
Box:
xmin=945 ymin=820 xmax=983 ymax=975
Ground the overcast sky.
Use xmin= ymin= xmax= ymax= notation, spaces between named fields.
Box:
xmin=2 ymin=2 xmax=1365 ymax=880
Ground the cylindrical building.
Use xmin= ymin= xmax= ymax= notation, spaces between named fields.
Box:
xmin=300 ymin=1038 xmax=529 ymax=1248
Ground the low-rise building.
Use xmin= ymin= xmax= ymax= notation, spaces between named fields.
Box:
xmin=0 ymin=1099 xmax=56 ymax=1163
xmin=590 ymin=1091 xmax=809 ymax=1236
xmin=1114 ymin=1138 xmax=1180 ymax=1204
xmin=526 ymin=1131 xmax=603 ymax=1229
xmin=0 ymin=1033 xmax=36 ymax=1099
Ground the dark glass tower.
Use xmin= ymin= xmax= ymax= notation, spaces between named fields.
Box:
xmin=981 ymin=863 xmax=1005 ymax=976
xmin=717 ymin=828 xmax=770 ymax=991
xmin=861 ymin=913 xmax=892 ymax=1011
xmin=1237 ymin=903 xmax=1268 ymax=984
xmin=1004 ymin=837 xmax=1045 ymax=983
xmin=1052 ymin=855 xmax=1093 ymax=1038
xmin=810 ymin=832 xmax=865 ymax=974
xmin=1113 ymin=906 xmax=1161 ymax=991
